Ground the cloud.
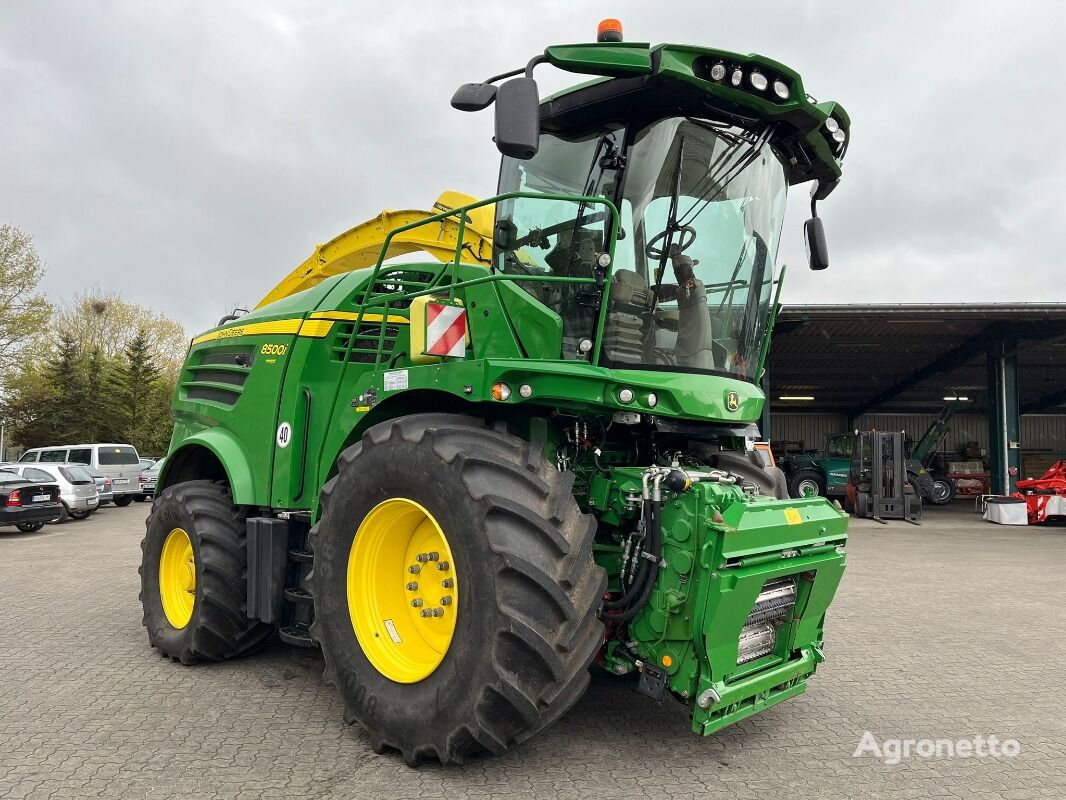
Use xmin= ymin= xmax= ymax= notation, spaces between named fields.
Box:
xmin=2 ymin=0 xmax=1063 ymax=335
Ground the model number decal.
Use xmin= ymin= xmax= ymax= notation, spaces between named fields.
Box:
xmin=260 ymin=343 xmax=288 ymax=356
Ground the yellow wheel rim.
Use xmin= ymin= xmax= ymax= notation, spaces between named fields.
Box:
xmin=347 ymin=498 xmax=458 ymax=683
xmin=159 ymin=527 xmax=196 ymax=629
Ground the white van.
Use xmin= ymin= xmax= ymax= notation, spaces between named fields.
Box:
xmin=19 ymin=443 xmax=142 ymax=505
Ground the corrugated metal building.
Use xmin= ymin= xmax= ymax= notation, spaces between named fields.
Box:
xmin=766 ymin=304 xmax=1066 ymax=491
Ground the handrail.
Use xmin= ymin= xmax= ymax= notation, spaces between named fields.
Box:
xmin=357 ymin=190 xmax=619 ymax=305
xmin=343 ymin=191 xmax=619 ymax=367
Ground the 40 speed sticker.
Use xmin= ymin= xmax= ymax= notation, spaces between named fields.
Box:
xmin=276 ymin=422 xmax=293 ymax=448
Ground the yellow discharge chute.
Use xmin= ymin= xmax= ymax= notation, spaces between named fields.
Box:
xmin=256 ymin=191 xmax=495 ymax=309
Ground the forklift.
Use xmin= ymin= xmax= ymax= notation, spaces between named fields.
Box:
xmin=845 ymin=431 xmax=922 ymax=524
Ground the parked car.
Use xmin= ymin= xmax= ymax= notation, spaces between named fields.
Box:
xmin=137 ymin=456 xmax=165 ymax=501
xmin=18 ymin=443 xmax=142 ymax=506
xmin=80 ymin=466 xmax=114 ymax=506
xmin=0 ymin=463 xmax=99 ymax=521
xmin=138 ymin=457 xmax=158 ymax=471
xmin=0 ymin=469 xmax=63 ymax=532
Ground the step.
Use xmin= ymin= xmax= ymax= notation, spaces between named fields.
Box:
xmin=284 ymin=587 xmax=314 ymax=604
xmin=278 ymin=625 xmax=317 ymax=648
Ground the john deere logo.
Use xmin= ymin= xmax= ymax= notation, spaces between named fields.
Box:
xmin=726 ymin=391 xmax=740 ymax=411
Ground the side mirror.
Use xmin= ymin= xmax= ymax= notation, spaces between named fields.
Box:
xmin=494 ymin=77 xmax=540 ymax=160
xmin=450 ymin=83 xmax=497 ymax=112
xmin=804 ymin=216 xmax=829 ymax=270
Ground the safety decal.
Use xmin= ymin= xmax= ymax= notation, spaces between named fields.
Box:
xmin=425 ymin=303 xmax=468 ymax=358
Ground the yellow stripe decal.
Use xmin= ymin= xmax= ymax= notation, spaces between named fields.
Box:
xmin=298 ymin=319 xmax=335 ymax=338
xmin=192 ymin=311 xmax=406 ymax=345
xmin=191 ymin=319 xmax=302 ymax=345
xmin=309 ymin=310 xmax=411 ymax=324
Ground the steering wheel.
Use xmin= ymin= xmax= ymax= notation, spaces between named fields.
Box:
xmin=645 ymin=225 xmax=697 ymax=261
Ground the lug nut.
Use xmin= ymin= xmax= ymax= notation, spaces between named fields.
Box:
xmin=437 ymin=561 xmax=450 ymax=571
xmin=440 ymin=596 xmax=452 ymax=606
xmin=431 ymin=608 xmax=445 ymax=617
xmin=426 ymin=551 xmax=439 ymax=561
xmin=441 ymin=578 xmax=454 ymax=588
xmin=416 ymin=553 xmax=428 ymax=563
xmin=411 ymin=598 xmax=423 ymax=607
xmin=408 ymin=564 xmax=420 ymax=574
xmin=420 ymin=609 xmax=432 ymax=618
xmin=406 ymin=582 xmax=418 ymax=591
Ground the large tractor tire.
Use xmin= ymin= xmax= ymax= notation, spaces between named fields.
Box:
xmin=139 ymin=480 xmax=272 ymax=664
xmin=309 ymin=414 xmax=606 ymax=766
xmin=788 ymin=469 xmax=827 ymax=499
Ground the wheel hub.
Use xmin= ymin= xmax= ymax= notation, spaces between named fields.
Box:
xmin=159 ymin=527 xmax=196 ymax=629
xmin=347 ymin=498 xmax=458 ymax=683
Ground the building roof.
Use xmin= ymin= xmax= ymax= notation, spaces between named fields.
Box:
xmin=768 ymin=304 xmax=1066 ymax=415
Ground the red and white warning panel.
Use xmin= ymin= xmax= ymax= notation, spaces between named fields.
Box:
xmin=425 ymin=302 xmax=468 ymax=358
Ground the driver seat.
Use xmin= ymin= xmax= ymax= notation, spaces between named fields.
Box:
xmin=602 ymin=269 xmax=650 ymax=363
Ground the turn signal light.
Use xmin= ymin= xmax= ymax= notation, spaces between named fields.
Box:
xmin=6 ymin=490 xmax=21 ymax=507
xmin=491 ymin=382 xmax=511 ymax=401
xmin=597 ymin=18 xmax=623 ymax=43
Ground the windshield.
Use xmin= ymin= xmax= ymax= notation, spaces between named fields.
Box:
xmin=494 ymin=117 xmax=786 ymax=376
xmin=605 ymin=118 xmax=787 ymax=379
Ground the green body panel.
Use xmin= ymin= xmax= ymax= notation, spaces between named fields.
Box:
xmin=544 ymin=43 xmax=654 ymax=76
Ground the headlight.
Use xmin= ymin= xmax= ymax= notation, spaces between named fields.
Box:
xmin=749 ymin=71 xmax=768 ymax=91
xmin=832 ymin=128 xmax=846 ymax=143
xmin=825 ymin=117 xmax=840 ymax=133
xmin=709 ymin=63 xmax=726 ymax=81
xmin=773 ymin=79 xmax=790 ymax=99
xmin=731 ymin=69 xmax=743 ymax=87
xmin=618 ymin=388 xmax=634 ymax=404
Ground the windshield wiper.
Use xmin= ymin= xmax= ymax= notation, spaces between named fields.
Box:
xmin=674 ymin=124 xmax=772 ymax=230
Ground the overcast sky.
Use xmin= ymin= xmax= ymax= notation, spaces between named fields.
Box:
xmin=2 ymin=1 xmax=1064 ymax=336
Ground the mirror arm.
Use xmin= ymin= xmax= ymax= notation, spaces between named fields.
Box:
xmin=525 ymin=54 xmax=548 ymax=78
xmin=483 ymin=66 xmax=525 ymax=85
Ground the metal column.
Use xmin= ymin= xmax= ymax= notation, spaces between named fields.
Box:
xmin=987 ymin=336 xmax=1020 ymax=495
xmin=760 ymin=372 xmax=771 ymax=442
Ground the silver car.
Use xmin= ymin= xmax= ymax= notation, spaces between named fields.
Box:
xmin=137 ymin=456 xmax=165 ymax=501
xmin=0 ymin=463 xmax=99 ymax=521
xmin=80 ymin=466 xmax=115 ymax=506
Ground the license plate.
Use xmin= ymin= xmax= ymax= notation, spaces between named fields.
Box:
xmin=32 ymin=495 xmax=50 ymax=503
xmin=87 ymin=497 xmax=98 ymax=505
xmin=113 ymin=478 xmax=129 ymax=485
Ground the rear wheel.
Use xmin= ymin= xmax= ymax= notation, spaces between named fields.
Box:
xmin=115 ymin=495 xmax=135 ymax=507
xmin=788 ymin=469 xmax=826 ymax=499
xmin=139 ymin=480 xmax=272 ymax=664
xmin=16 ymin=521 xmax=45 ymax=533
xmin=310 ymin=414 xmax=605 ymax=766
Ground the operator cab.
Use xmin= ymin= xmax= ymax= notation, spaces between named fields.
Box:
xmin=462 ymin=27 xmax=849 ymax=385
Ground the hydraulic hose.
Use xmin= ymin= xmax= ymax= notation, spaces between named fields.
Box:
xmin=602 ymin=500 xmax=653 ymax=611
xmin=603 ymin=498 xmax=662 ymax=624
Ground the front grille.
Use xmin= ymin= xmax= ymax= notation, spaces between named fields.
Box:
xmin=182 ymin=346 xmax=253 ymax=406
